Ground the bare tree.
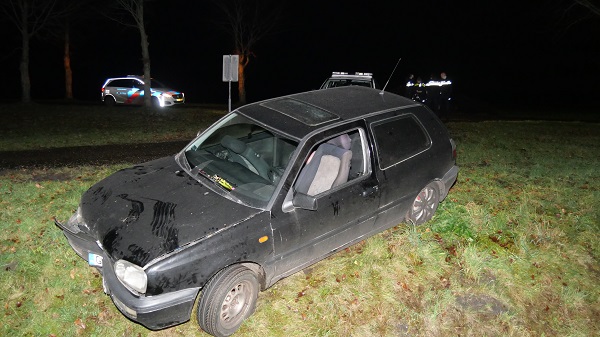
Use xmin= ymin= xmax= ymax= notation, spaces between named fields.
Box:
xmin=212 ymin=0 xmax=283 ymax=104
xmin=553 ymin=0 xmax=600 ymax=33
xmin=55 ymin=4 xmax=88 ymax=100
xmin=57 ymin=1 xmax=96 ymax=100
xmin=110 ymin=0 xmax=152 ymax=108
xmin=573 ymin=0 xmax=600 ymax=16
xmin=1 ymin=0 xmax=62 ymax=103
xmin=62 ymin=22 xmax=73 ymax=99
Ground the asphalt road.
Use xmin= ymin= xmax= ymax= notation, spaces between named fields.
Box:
xmin=0 ymin=140 xmax=189 ymax=169
xmin=1 ymin=106 xmax=596 ymax=170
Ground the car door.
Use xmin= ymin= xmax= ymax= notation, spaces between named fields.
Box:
xmin=367 ymin=111 xmax=434 ymax=229
xmin=268 ymin=123 xmax=382 ymax=278
xmin=126 ymin=79 xmax=144 ymax=104
xmin=110 ymin=79 xmax=130 ymax=104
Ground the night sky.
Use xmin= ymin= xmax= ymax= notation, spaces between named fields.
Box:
xmin=1 ymin=1 xmax=599 ymax=109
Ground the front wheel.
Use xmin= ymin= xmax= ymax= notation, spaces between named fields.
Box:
xmin=197 ymin=265 xmax=259 ymax=337
xmin=407 ymin=183 xmax=440 ymax=225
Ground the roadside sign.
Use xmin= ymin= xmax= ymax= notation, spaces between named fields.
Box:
xmin=223 ymin=55 xmax=239 ymax=82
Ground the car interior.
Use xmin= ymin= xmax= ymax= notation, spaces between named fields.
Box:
xmin=292 ymin=129 xmax=367 ymax=197
xmin=293 ymin=134 xmax=352 ymax=196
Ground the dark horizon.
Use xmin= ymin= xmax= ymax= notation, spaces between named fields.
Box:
xmin=1 ymin=1 xmax=599 ymax=110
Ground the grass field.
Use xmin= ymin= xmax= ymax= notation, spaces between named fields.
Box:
xmin=0 ymin=103 xmax=226 ymax=151
xmin=1 ymin=108 xmax=599 ymax=336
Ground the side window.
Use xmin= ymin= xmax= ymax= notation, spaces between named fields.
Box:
xmin=293 ymin=129 xmax=367 ymax=197
xmin=108 ymin=79 xmax=129 ymax=87
xmin=371 ymin=115 xmax=431 ymax=170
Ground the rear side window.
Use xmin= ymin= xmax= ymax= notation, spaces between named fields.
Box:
xmin=107 ymin=79 xmax=132 ymax=88
xmin=371 ymin=114 xmax=431 ymax=170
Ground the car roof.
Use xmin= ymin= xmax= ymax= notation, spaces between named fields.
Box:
xmin=104 ymin=75 xmax=144 ymax=82
xmin=236 ymin=86 xmax=419 ymax=140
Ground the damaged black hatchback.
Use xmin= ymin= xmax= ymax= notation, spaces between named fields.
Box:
xmin=56 ymin=86 xmax=458 ymax=337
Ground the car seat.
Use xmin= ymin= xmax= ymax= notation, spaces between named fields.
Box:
xmin=221 ymin=135 xmax=271 ymax=181
xmin=294 ymin=134 xmax=352 ymax=196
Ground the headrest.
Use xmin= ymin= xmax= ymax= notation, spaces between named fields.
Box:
xmin=221 ymin=135 xmax=247 ymax=154
xmin=327 ymin=134 xmax=351 ymax=150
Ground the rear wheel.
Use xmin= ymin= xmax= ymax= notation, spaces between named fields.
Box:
xmin=104 ymin=96 xmax=116 ymax=106
xmin=197 ymin=265 xmax=259 ymax=337
xmin=407 ymin=183 xmax=440 ymax=225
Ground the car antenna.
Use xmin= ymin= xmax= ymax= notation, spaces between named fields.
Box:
xmin=379 ymin=57 xmax=402 ymax=95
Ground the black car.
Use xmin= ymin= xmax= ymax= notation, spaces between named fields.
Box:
xmin=56 ymin=86 xmax=458 ymax=337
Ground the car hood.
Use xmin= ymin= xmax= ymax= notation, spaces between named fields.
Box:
xmin=79 ymin=156 xmax=263 ymax=266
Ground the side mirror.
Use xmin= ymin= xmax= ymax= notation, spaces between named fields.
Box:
xmin=292 ymin=191 xmax=318 ymax=210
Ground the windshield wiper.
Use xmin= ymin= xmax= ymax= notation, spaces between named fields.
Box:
xmin=201 ymin=170 xmax=235 ymax=191
xmin=190 ymin=167 xmax=245 ymax=204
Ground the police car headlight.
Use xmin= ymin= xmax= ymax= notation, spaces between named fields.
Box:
xmin=162 ymin=93 xmax=172 ymax=98
xmin=115 ymin=260 xmax=147 ymax=294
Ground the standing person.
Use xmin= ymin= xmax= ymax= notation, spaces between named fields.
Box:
xmin=412 ymin=77 xmax=427 ymax=104
xmin=404 ymin=74 xmax=415 ymax=98
xmin=439 ymin=72 xmax=453 ymax=118
xmin=425 ymin=73 xmax=441 ymax=112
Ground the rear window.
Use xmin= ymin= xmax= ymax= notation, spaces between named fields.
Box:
xmin=371 ymin=114 xmax=431 ymax=170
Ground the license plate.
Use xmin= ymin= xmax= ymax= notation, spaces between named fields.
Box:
xmin=88 ymin=253 xmax=103 ymax=267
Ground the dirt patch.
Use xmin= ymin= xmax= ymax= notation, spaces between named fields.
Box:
xmin=456 ymin=293 xmax=509 ymax=317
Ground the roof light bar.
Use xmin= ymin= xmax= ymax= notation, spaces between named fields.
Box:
xmin=331 ymin=71 xmax=372 ymax=77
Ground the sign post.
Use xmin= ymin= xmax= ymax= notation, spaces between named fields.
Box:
xmin=222 ymin=55 xmax=239 ymax=112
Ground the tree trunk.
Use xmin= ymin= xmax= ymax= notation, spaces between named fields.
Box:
xmin=237 ymin=53 xmax=249 ymax=105
xmin=20 ymin=0 xmax=31 ymax=103
xmin=137 ymin=2 xmax=152 ymax=108
xmin=64 ymin=24 xmax=73 ymax=100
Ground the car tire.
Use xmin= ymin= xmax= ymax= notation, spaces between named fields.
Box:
xmin=197 ymin=265 xmax=259 ymax=337
xmin=407 ymin=182 xmax=440 ymax=225
xmin=104 ymin=96 xmax=116 ymax=106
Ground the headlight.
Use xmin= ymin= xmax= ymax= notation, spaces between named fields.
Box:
xmin=162 ymin=93 xmax=172 ymax=98
xmin=114 ymin=260 xmax=147 ymax=294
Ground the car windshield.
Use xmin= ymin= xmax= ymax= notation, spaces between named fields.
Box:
xmin=183 ymin=113 xmax=298 ymax=209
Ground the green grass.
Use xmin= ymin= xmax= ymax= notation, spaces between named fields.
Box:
xmin=1 ymin=120 xmax=599 ymax=336
xmin=0 ymin=103 xmax=226 ymax=151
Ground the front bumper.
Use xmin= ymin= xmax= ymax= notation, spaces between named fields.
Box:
xmin=55 ymin=220 xmax=199 ymax=330
xmin=102 ymin=256 xmax=199 ymax=330
xmin=161 ymin=94 xmax=185 ymax=106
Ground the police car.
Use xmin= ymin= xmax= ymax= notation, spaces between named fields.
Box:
xmin=101 ymin=75 xmax=185 ymax=107
xmin=320 ymin=71 xmax=377 ymax=89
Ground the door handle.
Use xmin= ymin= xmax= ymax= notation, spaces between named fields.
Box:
xmin=361 ymin=185 xmax=379 ymax=197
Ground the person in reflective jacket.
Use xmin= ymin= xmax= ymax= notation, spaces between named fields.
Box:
xmin=425 ymin=74 xmax=441 ymax=112
xmin=411 ymin=77 xmax=427 ymax=104
xmin=439 ymin=72 xmax=453 ymax=118
xmin=404 ymin=74 xmax=415 ymax=98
